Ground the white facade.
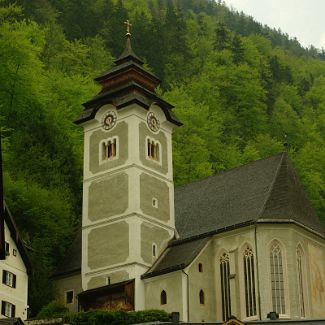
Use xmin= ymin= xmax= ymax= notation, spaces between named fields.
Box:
xmin=0 ymin=218 xmax=28 ymax=320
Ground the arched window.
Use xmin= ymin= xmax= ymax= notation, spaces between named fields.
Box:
xmin=199 ymin=289 xmax=205 ymax=305
xmin=296 ymin=244 xmax=305 ymax=317
xmin=243 ymin=245 xmax=257 ymax=317
xmin=101 ymin=137 xmax=117 ymax=160
xmin=270 ymin=240 xmax=285 ymax=315
xmin=160 ymin=290 xmax=167 ymax=305
xmin=147 ymin=138 xmax=160 ymax=162
xmin=220 ymin=252 xmax=231 ymax=321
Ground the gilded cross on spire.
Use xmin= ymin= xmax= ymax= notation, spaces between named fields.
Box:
xmin=124 ymin=20 xmax=132 ymax=36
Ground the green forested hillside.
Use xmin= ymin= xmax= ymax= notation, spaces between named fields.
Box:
xmin=0 ymin=0 xmax=324 ymax=315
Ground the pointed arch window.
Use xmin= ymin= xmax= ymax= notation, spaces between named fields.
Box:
xmin=199 ymin=289 xmax=205 ymax=305
xmin=296 ymin=244 xmax=305 ymax=317
xmin=243 ymin=245 xmax=257 ymax=317
xmin=160 ymin=290 xmax=167 ymax=305
xmin=270 ymin=240 xmax=285 ymax=315
xmin=220 ymin=252 xmax=231 ymax=321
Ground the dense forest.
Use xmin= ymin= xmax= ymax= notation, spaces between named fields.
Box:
xmin=0 ymin=0 xmax=324 ymax=316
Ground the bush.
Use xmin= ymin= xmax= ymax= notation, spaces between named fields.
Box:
xmin=37 ymin=301 xmax=69 ymax=319
xmin=63 ymin=309 xmax=171 ymax=325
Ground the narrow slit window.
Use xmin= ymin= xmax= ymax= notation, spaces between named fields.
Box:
xmin=244 ymin=246 xmax=257 ymax=317
xmin=198 ymin=263 xmax=203 ymax=272
xmin=199 ymin=289 xmax=205 ymax=305
xmin=152 ymin=243 xmax=157 ymax=258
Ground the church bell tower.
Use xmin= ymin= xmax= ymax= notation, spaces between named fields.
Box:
xmin=75 ymin=22 xmax=181 ymax=310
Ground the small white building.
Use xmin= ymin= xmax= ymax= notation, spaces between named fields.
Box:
xmin=0 ymin=203 xmax=30 ymax=320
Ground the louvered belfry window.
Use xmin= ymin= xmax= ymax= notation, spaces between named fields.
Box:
xmin=270 ymin=241 xmax=285 ymax=315
xmin=220 ymin=252 xmax=231 ymax=321
xmin=243 ymin=246 xmax=257 ymax=317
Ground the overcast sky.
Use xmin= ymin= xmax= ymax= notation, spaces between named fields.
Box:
xmin=223 ymin=0 xmax=325 ymax=49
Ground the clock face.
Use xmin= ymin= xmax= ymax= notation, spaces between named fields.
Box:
xmin=147 ymin=112 xmax=160 ymax=132
xmin=102 ymin=111 xmax=117 ymax=130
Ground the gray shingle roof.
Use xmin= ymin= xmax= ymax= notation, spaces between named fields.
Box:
xmin=175 ymin=152 xmax=325 ymax=239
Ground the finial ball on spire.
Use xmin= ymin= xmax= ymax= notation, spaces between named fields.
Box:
xmin=124 ymin=20 xmax=132 ymax=37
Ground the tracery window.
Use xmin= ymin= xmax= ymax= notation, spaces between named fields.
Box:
xmin=296 ymin=244 xmax=305 ymax=317
xmin=270 ymin=240 xmax=285 ymax=315
xmin=147 ymin=138 xmax=160 ymax=162
xmin=102 ymin=137 xmax=117 ymax=160
xmin=243 ymin=246 xmax=257 ymax=317
xmin=220 ymin=252 xmax=231 ymax=321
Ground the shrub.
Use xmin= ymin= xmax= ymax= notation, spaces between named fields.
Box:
xmin=63 ymin=309 xmax=171 ymax=325
xmin=37 ymin=301 xmax=69 ymax=319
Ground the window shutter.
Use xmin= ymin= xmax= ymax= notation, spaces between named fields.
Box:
xmin=13 ymin=274 xmax=16 ymax=288
xmin=2 ymin=271 xmax=6 ymax=284
xmin=11 ymin=304 xmax=15 ymax=317
xmin=1 ymin=302 xmax=5 ymax=316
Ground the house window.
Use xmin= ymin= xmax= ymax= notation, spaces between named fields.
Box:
xmin=5 ymin=242 xmax=9 ymax=256
xmin=296 ymin=244 xmax=305 ymax=317
xmin=152 ymin=243 xmax=158 ymax=258
xmin=160 ymin=290 xmax=167 ymax=305
xmin=243 ymin=246 xmax=257 ymax=317
xmin=270 ymin=240 xmax=285 ymax=315
xmin=220 ymin=252 xmax=231 ymax=321
xmin=1 ymin=301 xmax=15 ymax=317
xmin=198 ymin=263 xmax=203 ymax=272
xmin=66 ymin=290 xmax=74 ymax=304
xmin=199 ymin=289 xmax=205 ymax=305
xmin=12 ymin=249 xmax=17 ymax=257
xmin=101 ymin=137 xmax=117 ymax=160
xmin=2 ymin=270 xmax=16 ymax=288
xmin=147 ymin=138 xmax=160 ymax=162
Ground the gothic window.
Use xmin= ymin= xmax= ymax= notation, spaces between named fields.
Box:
xmin=220 ymin=252 xmax=231 ymax=321
xmin=199 ymin=289 xmax=205 ymax=305
xmin=102 ymin=137 xmax=117 ymax=160
xmin=270 ymin=240 xmax=285 ymax=315
xmin=160 ymin=290 xmax=167 ymax=305
xmin=296 ymin=244 xmax=305 ymax=317
xmin=243 ymin=246 xmax=257 ymax=317
xmin=147 ymin=138 xmax=160 ymax=162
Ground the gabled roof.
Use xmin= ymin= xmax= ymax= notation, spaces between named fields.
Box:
xmin=4 ymin=202 xmax=32 ymax=273
xmin=175 ymin=152 xmax=325 ymax=239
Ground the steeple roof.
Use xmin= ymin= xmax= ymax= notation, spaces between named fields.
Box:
xmin=75 ymin=30 xmax=181 ymax=126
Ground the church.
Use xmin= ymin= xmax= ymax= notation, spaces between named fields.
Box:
xmin=53 ymin=26 xmax=325 ymax=323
